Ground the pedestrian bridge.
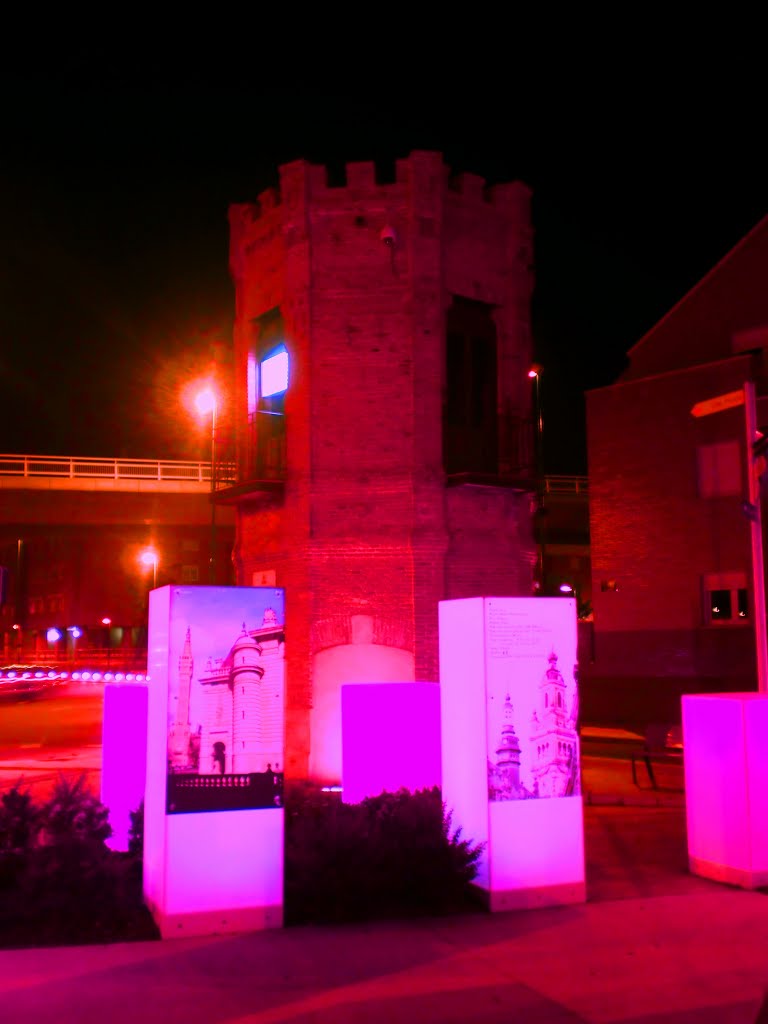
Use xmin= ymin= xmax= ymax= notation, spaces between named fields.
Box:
xmin=0 ymin=454 xmax=236 ymax=494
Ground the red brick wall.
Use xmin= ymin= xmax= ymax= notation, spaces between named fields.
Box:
xmin=587 ymin=353 xmax=759 ymax=681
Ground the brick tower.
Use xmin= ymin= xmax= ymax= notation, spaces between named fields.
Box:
xmin=226 ymin=151 xmax=536 ymax=783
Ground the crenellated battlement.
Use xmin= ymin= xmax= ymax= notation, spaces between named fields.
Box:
xmin=229 ymin=151 xmax=530 ymax=229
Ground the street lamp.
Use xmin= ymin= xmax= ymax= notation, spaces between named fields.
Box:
xmin=195 ymin=386 xmax=218 ymax=585
xmin=528 ymin=365 xmax=544 ymax=478
xmin=102 ymin=617 xmax=112 ymax=668
xmin=140 ymin=549 xmax=158 ymax=589
xmin=67 ymin=625 xmax=82 ymax=667
xmin=529 ymin=366 xmax=547 ymax=593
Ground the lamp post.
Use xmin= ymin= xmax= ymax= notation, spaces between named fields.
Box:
xmin=195 ymin=387 xmax=218 ymax=585
xmin=744 ymin=381 xmax=768 ymax=694
xmin=102 ymin=616 xmax=112 ymax=668
xmin=140 ymin=549 xmax=158 ymax=590
xmin=529 ymin=366 xmax=546 ymax=591
xmin=67 ymin=625 xmax=82 ymax=668
xmin=528 ymin=365 xmax=543 ymax=478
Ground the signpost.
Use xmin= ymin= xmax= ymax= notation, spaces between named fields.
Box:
xmin=685 ymin=383 xmax=768 ymax=891
xmin=690 ymin=389 xmax=744 ymax=418
xmin=690 ymin=383 xmax=767 ymax=694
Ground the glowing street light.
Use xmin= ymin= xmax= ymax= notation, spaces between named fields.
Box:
xmin=102 ymin=617 xmax=112 ymax=667
xmin=67 ymin=625 xmax=82 ymax=667
xmin=529 ymin=365 xmax=546 ymax=594
xmin=195 ymin=385 xmax=218 ymax=585
xmin=528 ymin=365 xmax=544 ymax=471
xmin=140 ymin=549 xmax=159 ymax=589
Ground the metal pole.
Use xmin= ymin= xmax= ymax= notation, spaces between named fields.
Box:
xmin=209 ymin=402 xmax=217 ymax=585
xmin=745 ymin=381 xmax=768 ymax=693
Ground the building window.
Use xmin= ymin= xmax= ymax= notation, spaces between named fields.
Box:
xmin=245 ymin=308 xmax=287 ymax=481
xmin=703 ymin=571 xmax=749 ymax=624
xmin=443 ymin=295 xmax=498 ymax=475
xmin=697 ymin=441 xmax=741 ymax=497
xmin=181 ymin=565 xmax=199 ymax=584
xmin=260 ymin=345 xmax=289 ymax=398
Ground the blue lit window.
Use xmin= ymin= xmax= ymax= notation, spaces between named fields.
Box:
xmin=260 ymin=346 xmax=289 ymax=398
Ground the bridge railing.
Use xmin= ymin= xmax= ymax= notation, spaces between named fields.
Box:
xmin=0 ymin=454 xmax=236 ymax=487
xmin=542 ymin=475 xmax=589 ymax=495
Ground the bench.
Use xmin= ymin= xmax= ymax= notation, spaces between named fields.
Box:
xmin=631 ymin=723 xmax=684 ymax=789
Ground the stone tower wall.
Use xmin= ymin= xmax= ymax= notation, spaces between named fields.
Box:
xmin=229 ymin=152 xmax=536 ymax=780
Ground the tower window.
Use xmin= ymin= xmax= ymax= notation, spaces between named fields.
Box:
xmin=443 ymin=295 xmax=498 ymax=475
xmin=261 ymin=346 xmax=289 ymax=398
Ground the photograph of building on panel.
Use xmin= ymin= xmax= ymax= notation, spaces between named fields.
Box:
xmin=484 ymin=601 xmax=579 ymax=802
xmin=165 ymin=588 xmax=285 ymax=814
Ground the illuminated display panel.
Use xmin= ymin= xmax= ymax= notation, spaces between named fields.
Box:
xmin=144 ymin=586 xmax=286 ymax=937
xmin=683 ymin=692 xmax=768 ymax=888
xmin=439 ymin=596 xmax=585 ymax=910
xmin=260 ymin=347 xmax=288 ymax=398
xmin=341 ymin=682 xmax=440 ymax=804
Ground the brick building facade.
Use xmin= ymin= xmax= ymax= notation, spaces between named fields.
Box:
xmin=586 ymin=215 xmax=768 ymax=726
xmin=225 ymin=151 xmax=538 ymax=782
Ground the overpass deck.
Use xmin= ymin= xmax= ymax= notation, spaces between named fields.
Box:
xmin=0 ymin=454 xmax=236 ymax=494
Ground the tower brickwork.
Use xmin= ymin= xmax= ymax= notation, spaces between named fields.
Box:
xmin=228 ymin=151 xmax=536 ymax=782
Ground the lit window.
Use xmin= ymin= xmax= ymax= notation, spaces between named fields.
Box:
xmin=703 ymin=572 xmax=749 ymax=625
xmin=260 ymin=347 xmax=289 ymax=398
xmin=181 ymin=565 xmax=199 ymax=584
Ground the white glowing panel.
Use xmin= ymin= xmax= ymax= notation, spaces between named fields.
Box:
xmin=101 ymin=682 xmax=148 ymax=852
xmin=143 ymin=585 xmax=286 ymax=938
xmin=341 ymin=682 xmax=440 ymax=804
xmin=683 ymin=692 xmax=768 ymax=889
xmin=439 ymin=597 xmax=585 ymax=910
xmin=260 ymin=348 xmax=288 ymax=397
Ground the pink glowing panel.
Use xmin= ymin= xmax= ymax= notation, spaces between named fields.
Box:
xmin=439 ymin=597 xmax=585 ymax=910
xmin=101 ymin=683 xmax=148 ymax=852
xmin=144 ymin=585 xmax=286 ymax=937
xmin=341 ymin=683 xmax=441 ymax=804
xmin=260 ymin=348 xmax=288 ymax=397
xmin=683 ymin=692 xmax=768 ymax=888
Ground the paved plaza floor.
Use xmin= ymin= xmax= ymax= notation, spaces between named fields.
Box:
xmin=2 ymin=730 xmax=767 ymax=1022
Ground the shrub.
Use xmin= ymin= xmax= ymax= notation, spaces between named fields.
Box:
xmin=38 ymin=773 xmax=112 ymax=848
xmin=0 ymin=782 xmax=39 ymax=855
xmin=128 ymin=800 xmax=144 ymax=859
xmin=285 ymin=786 xmax=484 ymax=925
xmin=0 ymin=776 xmax=158 ymax=948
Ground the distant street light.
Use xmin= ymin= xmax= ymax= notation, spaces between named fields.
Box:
xmin=195 ymin=385 xmax=218 ymax=585
xmin=67 ymin=625 xmax=82 ymax=667
xmin=528 ymin=365 xmax=544 ymax=477
xmin=102 ymin=617 xmax=112 ymax=668
xmin=140 ymin=549 xmax=159 ymax=589
xmin=529 ymin=365 xmax=546 ymax=592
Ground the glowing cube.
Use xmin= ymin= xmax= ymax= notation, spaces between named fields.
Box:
xmin=439 ymin=597 xmax=585 ymax=910
xmin=683 ymin=692 xmax=768 ymax=888
xmin=341 ymin=682 xmax=441 ymax=804
xmin=101 ymin=682 xmax=148 ymax=852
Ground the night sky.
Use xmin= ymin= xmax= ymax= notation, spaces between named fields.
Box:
xmin=2 ymin=65 xmax=766 ymax=473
